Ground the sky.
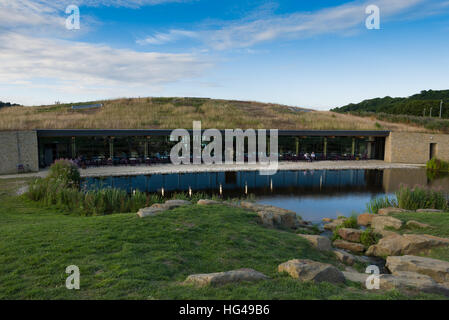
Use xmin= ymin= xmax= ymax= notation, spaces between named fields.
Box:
xmin=1 ymin=0 xmax=449 ymax=109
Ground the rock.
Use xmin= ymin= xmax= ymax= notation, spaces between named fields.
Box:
xmin=342 ymin=271 xmax=449 ymax=297
xmin=163 ymin=199 xmax=192 ymax=208
xmin=184 ymin=268 xmax=269 ymax=286
xmin=137 ymin=207 xmax=165 ymax=218
xmin=378 ymin=207 xmax=406 ymax=215
xmin=366 ymin=234 xmax=449 ymax=257
xmin=386 ymin=255 xmax=449 ymax=284
xmin=416 ymin=209 xmax=443 ymax=213
xmin=298 ymin=235 xmax=332 ymax=251
xmin=322 ymin=218 xmax=333 ymax=223
xmin=241 ymin=201 xmax=301 ymax=229
xmin=323 ymin=218 xmax=347 ymax=231
xmin=333 ymin=249 xmax=356 ymax=265
xmin=371 ymin=216 xmax=403 ymax=231
xmin=406 ymin=220 xmax=431 ymax=229
xmin=342 ymin=271 xmax=369 ymax=284
xmin=338 ymin=228 xmax=363 ymax=243
xmin=375 ymin=229 xmax=399 ymax=238
xmin=278 ymin=259 xmax=345 ymax=284
xmin=357 ymin=213 xmax=376 ymax=226
xmin=197 ymin=199 xmax=222 ymax=205
xmin=333 ymin=239 xmax=366 ymax=253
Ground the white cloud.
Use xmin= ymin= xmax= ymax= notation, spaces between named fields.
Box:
xmin=137 ymin=29 xmax=199 ymax=45
xmin=137 ymin=0 xmax=426 ymax=50
xmin=0 ymin=32 xmax=212 ymax=91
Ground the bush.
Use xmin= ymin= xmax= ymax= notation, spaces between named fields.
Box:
xmin=366 ymin=195 xmax=397 ymax=214
xmin=47 ymin=159 xmax=80 ymax=188
xmin=360 ymin=229 xmax=382 ymax=247
xmin=395 ymin=185 xmax=448 ymax=211
xmin=332 ymin=216 xmax=358 ymax=241
xmin=426 ymin=158 xmax=449 ymax=172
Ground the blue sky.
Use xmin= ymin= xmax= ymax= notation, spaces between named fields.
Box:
xmin=1 ymin=0 xmax=449 ymax=109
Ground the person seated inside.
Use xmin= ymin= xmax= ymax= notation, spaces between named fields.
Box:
xmin=311 ymin=152 xmax=316 ymax=161
xmin=304 ymin=153 xmax=311 ymax=162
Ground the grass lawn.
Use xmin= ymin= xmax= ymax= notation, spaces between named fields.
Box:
xmin=393 ymin=211 xmax=449 ymax=263
xmin=0 ymin=179 xmax=445 ymax=300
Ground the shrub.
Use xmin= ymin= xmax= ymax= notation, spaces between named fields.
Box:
xmin=395 ymin=185 xmax=448 ymax=211
xmin=426 ymin=158 xmax=449 ymax=172
xmin=366 ymin=195 xmax=397 ymax=214
xmin=47 ymin=159 xmax=81 ymax=188
xmin=360 ymin=229 xmax=382 ymax=247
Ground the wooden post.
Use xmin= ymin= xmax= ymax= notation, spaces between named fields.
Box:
xmin=352 ymin=138 xmax=355 ymax=156
xmin=295 ymin=137 xmax=299 ymax=156
xmin=324 ymin=137 xmax=327 ymax=158
xmin=71 ymin=137 xmax=76 ymax=159
xmin=109 ymin=137 xmax=114 ymax=159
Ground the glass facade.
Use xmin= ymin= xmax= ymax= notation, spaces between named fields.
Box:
xmin=38 ymin=132 xmax=386 ymax=167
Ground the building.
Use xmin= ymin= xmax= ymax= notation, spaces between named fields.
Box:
xmin=0 ymin=129 xmax=448 ymax=175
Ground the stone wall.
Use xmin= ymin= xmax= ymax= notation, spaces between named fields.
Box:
xmin=385 ymin=131 xmax=449 ymax=164
xmin=0 ymin=131 xmax=39 ymax=175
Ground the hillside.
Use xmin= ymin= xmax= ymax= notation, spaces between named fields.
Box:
xmin=0 ymin=97 xmax=435 ymax=132
xmin=332 ymin=89 xmax=449 ymax=117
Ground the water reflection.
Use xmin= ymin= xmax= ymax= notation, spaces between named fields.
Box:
xmin=82 ymin=168 xmax=449 ymax=223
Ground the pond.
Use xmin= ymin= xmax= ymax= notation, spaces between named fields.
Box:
xmin=82 ymin=168 xmax=449 ymax=223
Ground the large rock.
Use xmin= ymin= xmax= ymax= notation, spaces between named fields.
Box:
xmin=298 ymin=235 xmax=332 ymax=251
xmin=406 ymin=220 xmax=431 ymax=229
xmin=197 ymin=199 xmax=222 ymax=205
xmin=158 ymin=199 xmax=192 ymax=209
xmin=357 ymin=213 xmax=376 ymax=226
xmin=416 ymin=209 xmax=443 ymax=213
xmin=184 ymin=268 xmax=268 ymax=286
xmin=386 ymin=255 xmax=449 ymax=284
xmin=371 ymin=216 xmax=403 ymax=231
xmin=366 ymin=234 xmax=449 ymax=257
xmin=378 ymin=207 xmax=406 ymax=215
xmin=137 ymin=207 xmax=165 ymax=218
xmin=342 ymin=271 xmax=449 ymax=297
xmin=278 ymin=259 xmax=345 ymax=284
xmin=323 ymin=218 xmax=347 ymax=231
xmin=322 ymin=218 xmax=333 ymax=223
xmin=333 ymin=239 xmax=366 ymax=253
xmin=338 ymin=228 xmax=363 ymax=243
xmin=241 ymin=201 xmax=302 ymax=229
xmin=333 ymin=249 xmax=356 ymax=266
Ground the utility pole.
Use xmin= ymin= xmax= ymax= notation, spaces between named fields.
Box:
xmin=440 ymin=100 xmax=443 ymax=118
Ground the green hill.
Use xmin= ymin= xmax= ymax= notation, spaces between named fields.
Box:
xmin=332 ymin=90 xmax=449 ymax=118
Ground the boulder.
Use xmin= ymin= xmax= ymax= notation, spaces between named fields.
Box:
xmin=386 ymin=255 xmax=449 ymax=284
xmin=371 ymin=216 xmax=403 ymax=231
xmin=378 ymin=207 xmax=406 ymax=215
xmin=338 ymin=228 xmax=363 ymax=243
xmin=333 ymin=239 xmax=366 ymax=253
xmin=406 ymin=220 xmax=431 ymax=229
xmin=416 ymin=209 xmax=443 ymax=213
xmin=333 ymin=249 xmax=356 ymax=266
xmin=197 ymin=199 xmax=222 ymax=206
xmin=152 ymin=199 xmax=192 ymax=210
xmin=137 ymin=207 xmax=165 ymax=218
xmin=322 ymin=218 xmax=333 ymax=223
xmin=241 ymin=201 xmax=301 ymax=229
xmin=366 ymin=234 xmax=449 ymax=257
xmin=298 ymin=235 xmax=332 ymax=251
xmin=342 ymin=271 xmax=449 ymax=297
xmin=323 ymin=218 xmax=347 ymax=231
xmin=278 ymin=259 xmax=345 ymax=284
xmin=184 ymin=268 xmax=269 ymax=286
xmin=357 ymin=213 xmax=376 ymax=226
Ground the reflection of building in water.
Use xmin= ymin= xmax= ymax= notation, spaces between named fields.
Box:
xmin=82 ymin=169 xmax=385 ymax=197
xmin=382 ymin=168 xmax=449 ymax=193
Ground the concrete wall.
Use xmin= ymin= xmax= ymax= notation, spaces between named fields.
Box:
xmin=385 ymin=131 xmax=449 ymax=164
xmin=0 ymin=131 xmax=39 ymax=175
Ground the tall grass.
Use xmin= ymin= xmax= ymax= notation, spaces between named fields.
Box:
xmin=366 ymin=185 xmax=448 ymax=213
xmin=0 ymin=97 xmax=406 ymax=131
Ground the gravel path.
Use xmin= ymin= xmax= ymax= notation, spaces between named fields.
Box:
xmin=0 ymin=161 xmax=423 ymax=179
